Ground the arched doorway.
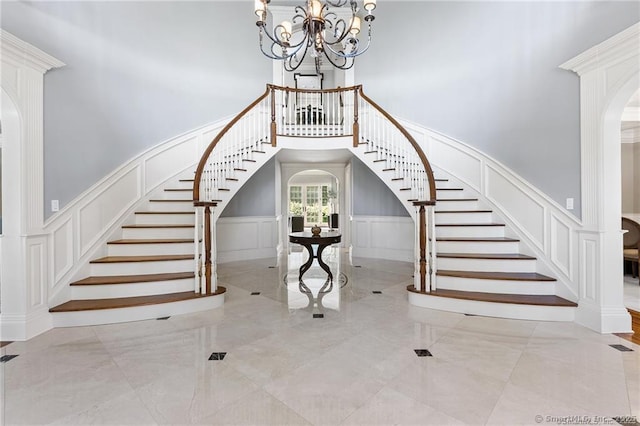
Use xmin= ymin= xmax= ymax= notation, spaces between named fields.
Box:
xmin=287 ymin=170 xmax=339 ymax=231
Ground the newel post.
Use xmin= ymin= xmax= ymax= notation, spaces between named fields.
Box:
xmin=413 ymin=201 xmax=431 ymax=293
xmin=195 ymin=201 xmax=217 ymax=294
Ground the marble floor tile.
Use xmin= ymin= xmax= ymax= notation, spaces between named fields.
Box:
xmin=135 ymin=363 xmax=259 ymax=424
xmin=198 ymin=388 xmax=311 ymax=425
xmin=342 ymin=386 xmax=465 ymax=425
xmin=387 ymin=357 xmax=508 ymax=424
xmin=509 ymin=352 xmax=631 ymax=415
xmin=4 ymin=250 xmax=639 ymax=425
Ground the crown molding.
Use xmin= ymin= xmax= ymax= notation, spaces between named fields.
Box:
xmin=560 ymin=22 xmax=639 ymax=76
xmin=1 ymin=29 xmax=65 ymax=74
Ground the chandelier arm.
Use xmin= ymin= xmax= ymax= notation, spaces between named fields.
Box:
xmin=284 ymin=39 xmax=312 ymax=71
xmin=321 ymin=48 xmax=355 ymax=70
xmin=323 ymin=23 xmax=372 ymax=58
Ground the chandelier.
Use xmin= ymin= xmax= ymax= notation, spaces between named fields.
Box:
xmin=254 ymin=0 xmax=377 ymax=72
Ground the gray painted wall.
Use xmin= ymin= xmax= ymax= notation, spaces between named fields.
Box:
xmin=352 ymin=157 xmax=409 ymax=217
xmin=356 ymin=1 xmax=640 ymax=219
xmin=3 ymin=1 xmax=639 ymax=220
xmin=1 ymin=1 xmax=271 ymax=218
xmin=220 ymin=158 xmax=276 ymax=217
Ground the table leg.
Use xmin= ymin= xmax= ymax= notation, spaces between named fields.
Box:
xmin=298 ymin=243 xmax=315 ymax=281
xmin=316 ymin=243 xmax=334 ymax=282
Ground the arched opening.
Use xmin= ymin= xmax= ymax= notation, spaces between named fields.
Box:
xmin=287 ymin=169 xmax=339 ymax=231
xmin=621 ymin=89 xmax=640 ymax=310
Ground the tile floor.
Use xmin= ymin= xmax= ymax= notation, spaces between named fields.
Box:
xmin=2 ymin=248 xmax=639 ymax=425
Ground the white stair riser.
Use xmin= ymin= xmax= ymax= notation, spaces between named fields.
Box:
xmin=436 ymin=189 xmax=466 ymax=198
xmin=148 ymin=201 xmax=194 ymax=211
xmin=122 ymin=227 xmax=194 ymax=239
xmin=172 ymin=181 xmax=195 ymax=190
xmin=107 ymin=242 xmax=194 ymax=257
xmin=436 ymin=257 xmax=537 ymax=273
xmin=135 ymin=213 xmax=195 ymax=225
xmin=71 ymin=278 xmax=195 ymax=300
xmin=436 ymin=225 xmax=505 ymax=238
xmin=435 ymin=212 xmax=493 ymax=224
xmin=160 ymin=190 xmax=193 ymax=200
xmin=435 ymin=200 xmax=479 ymax=211
xmin=90 ymin=259 xmax=193 ymax=276
xmin=408 ymin=292 xmax=575 ymax=322
xmin=436 ymin=276 xmax=555 ymax=295
xmin=52 ymin=293 xmax=225 ymax=327
xmin=436 ymin=240 xmax=520 ymax=254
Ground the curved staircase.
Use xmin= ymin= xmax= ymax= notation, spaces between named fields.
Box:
xmin=49 ymin=177 xmax=220 ymax=326
xmin=415 ymin=176 xmax=576 ymax=320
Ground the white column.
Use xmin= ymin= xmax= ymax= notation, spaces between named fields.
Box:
xmin=0 ymin=30 xmax=65 ymax=340
xmin=560 ymin=23 xmax=639 ymax=333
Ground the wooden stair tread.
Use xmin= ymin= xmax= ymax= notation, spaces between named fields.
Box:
xmin=90 ymin=254 xmax=193 ymax=263
xmin=436 ymin=223 xmax=504 ymax=227
xmin=437 ymin=269 xmax=556 ymax=281
xmin=165 ymin=188 xmax=191 ymax=192
xmin=49 ymin=289 xmax=225 ymax=312
xmin=108 ymin=239 xmax=193 ymax=245
xmin=121 ymin=224 xmax=194 ymax=228
xmin=135 ymin=211 xmax=194 ymax=215
xmin=419 ymin=288 xmax=576 ymax=307
xmin=179 ymin=179 xmax=194 ymax=182
xmin=71 ymin=272 xmax=195 ymax=286
xmin=435 ymin=210 xmax=493 ymax=214
xmin=437 ymin=253 xmax=536 ymax=260
xmin=437 ymin=237 xmax=520 ymax=242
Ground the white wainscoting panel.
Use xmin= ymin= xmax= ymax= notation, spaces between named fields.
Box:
xmin=27 ymin=237 xmax=46 ymax=308
xmin=580 ymin=236 xmax=599 ymax=302
xmin=485 ymin=165 xmax=546 ymax=250
xmin=352 ymin=216 xmax=413 ymax=262
xmin=550 ymin=212 xmax=572 ymax=279
xmin=78 ymin=166 xmax=141 ymax=255
xmin=52 ymin=217 xmax=74 ymax=285
xmin=217 ymin=217 xmax=277 ymax=263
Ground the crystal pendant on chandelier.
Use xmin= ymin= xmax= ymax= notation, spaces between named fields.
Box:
xmin=255 ymin=0 xmax=376 ymax=72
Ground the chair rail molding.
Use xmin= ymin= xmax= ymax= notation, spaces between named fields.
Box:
xmin=560 ymin=21 xmax=639 ymax=333
xmin=1 ymin=30 xmax=65 ymax=340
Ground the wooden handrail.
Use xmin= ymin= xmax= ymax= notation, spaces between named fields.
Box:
xmin=357 ymin=87 xmax=437 ymax=204
xmin=192 ymin=85 xmax=271 ymax=202
xmin=266 ymin=84 xmax=361 ymax=94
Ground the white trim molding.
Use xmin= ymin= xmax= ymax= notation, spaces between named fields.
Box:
xmin=1 ymin=31 xmax=64 ymax=341
xmin=559 ymin=22 xmax=639 ymax=333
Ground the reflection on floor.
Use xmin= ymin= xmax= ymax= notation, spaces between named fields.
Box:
xmin=2 ymin=248 xmax=639 ymax=425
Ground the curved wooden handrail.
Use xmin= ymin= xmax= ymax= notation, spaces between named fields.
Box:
xmin=357 ymin=87 xmax=437 ymax=204
xmin=193 ymin=85 xmax=271 ymax=202
xmin=266 ymin=84 xmax=361 ymax=94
